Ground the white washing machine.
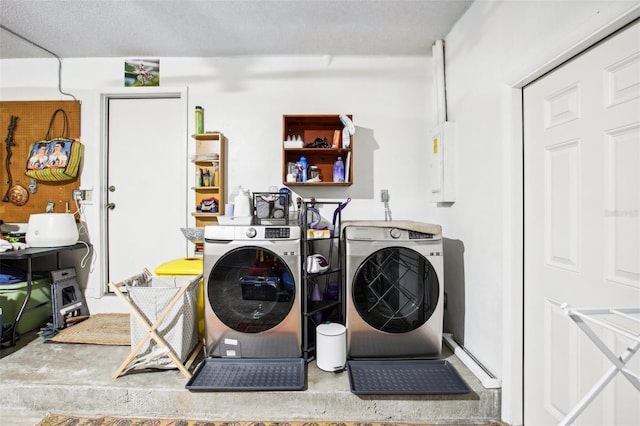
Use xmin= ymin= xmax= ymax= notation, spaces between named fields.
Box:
xmin=203 ymin=225 xmax=301 ymax=358
xmin=344 ymin=221 xmax=444 ymax=358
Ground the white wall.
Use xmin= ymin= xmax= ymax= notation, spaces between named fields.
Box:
xmin=0 ymin=55 xmax=437 ymax=303
xmin=441 ymin=1 xmax=640 ymax=424
xmin=3 ymin=2 xmax=639 ymax=423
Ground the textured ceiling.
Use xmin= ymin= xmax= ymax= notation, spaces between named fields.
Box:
xmin=0 ymin=0 xmax=473 ymax=59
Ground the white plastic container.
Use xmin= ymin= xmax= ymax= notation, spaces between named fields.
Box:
xmin=233 ymin=188 xmax=252 ymax=217
xmin=26 ymin=213 xmax=79 ymax=247
xmin=316 ymin=322 xmax=347 ymax=372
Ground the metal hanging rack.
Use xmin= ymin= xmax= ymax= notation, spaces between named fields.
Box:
xmin=557 ymin=302 xmax=640 ymax=425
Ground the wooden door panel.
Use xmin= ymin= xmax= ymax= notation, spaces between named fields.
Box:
xmin=544 ymin=140 xmax=580 ymax=271
xmin=524 ymin=21 xmax=640 ymax=425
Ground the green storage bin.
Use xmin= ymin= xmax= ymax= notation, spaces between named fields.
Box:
xmin=0 ymin=276 xmax=52 ymax=334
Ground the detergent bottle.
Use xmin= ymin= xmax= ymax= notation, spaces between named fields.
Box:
xmin=299 ymin=156 xmax=308 ymax=182
xmin=234 ymin=187 xmax=252 ymax=217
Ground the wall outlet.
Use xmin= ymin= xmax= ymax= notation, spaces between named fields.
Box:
xmin=73 ymin=189 xmax=93 ymax=204
xmin=381 ymin=189 xmax=389 ymax=202
xmin=72 ymin=189 xmax=85 ymax=200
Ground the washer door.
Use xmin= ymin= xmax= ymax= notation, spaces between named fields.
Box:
xmin=208 ymin=246 xmax=295 ymax=333
xmin=352 ymin=246 xmax=439 ymax=333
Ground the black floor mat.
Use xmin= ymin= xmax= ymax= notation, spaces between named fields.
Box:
xmin=347 ymin=359 xmax=471 ymax=395
xmin=186 ymin=358 xmax=306 ymax=391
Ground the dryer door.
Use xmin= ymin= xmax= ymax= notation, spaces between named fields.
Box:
xmin=208 ymin=246 xmax=296 ymax=333
xmin=352 ymin=246 xmax=440 ymax=333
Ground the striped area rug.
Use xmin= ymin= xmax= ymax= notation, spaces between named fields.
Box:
xmin=38 ymin=415 xmax=504 ymax=426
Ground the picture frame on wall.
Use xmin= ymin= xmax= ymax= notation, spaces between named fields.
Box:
xmin=124 ymin=59 xmax=160 ymax=87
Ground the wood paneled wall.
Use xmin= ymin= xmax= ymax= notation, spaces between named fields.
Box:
xmin=0 ymin=101 xmax=81 ymax=223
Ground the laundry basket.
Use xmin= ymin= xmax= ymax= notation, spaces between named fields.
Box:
xmin=154 ymin=257 xmax=204 ymax=339
xmin=114 ymin=270 xmax=201 ymax=373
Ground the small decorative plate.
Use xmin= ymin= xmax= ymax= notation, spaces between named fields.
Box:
xmin=8 ymin=184 xmax=29 ymax=206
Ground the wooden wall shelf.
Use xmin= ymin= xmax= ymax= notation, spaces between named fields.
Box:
xmin=282 ymin=114 xmax=353 ymax=187
xmin=192 ymin=132 xmax=225 ymax=228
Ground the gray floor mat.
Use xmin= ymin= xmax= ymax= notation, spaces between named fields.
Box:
xmin=347 ymin=359 xmax=471 ymax=395
xmin=186 ymin=358 xmax=305 ymax=391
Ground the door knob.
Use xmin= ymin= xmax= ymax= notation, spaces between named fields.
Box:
xmin=106 ymin=202 xmax=116 ymax=210
xmin=108 ymin=185 xmax=116 ymax=192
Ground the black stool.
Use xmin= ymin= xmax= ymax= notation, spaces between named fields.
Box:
xmin=50 ymin=268 xmax=89 ymax=329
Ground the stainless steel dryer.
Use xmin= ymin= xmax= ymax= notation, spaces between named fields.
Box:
xmin=344 ymin=221 xmax=444 ymax=358
xmin=203 ymin=225 xmax=301 ymax=358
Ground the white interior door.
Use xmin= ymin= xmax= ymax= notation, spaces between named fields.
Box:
xmin=524 ymin=22 xmax=640 ymax=425
xmin=105 ymin=94 xmax=188 ymax=283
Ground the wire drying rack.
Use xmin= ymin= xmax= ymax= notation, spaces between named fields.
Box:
xmin=558 ymin=303 xmax=640 ymax=425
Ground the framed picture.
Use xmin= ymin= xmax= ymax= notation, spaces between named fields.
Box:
xmin=125 ymin=59 xmax=160 ymax=87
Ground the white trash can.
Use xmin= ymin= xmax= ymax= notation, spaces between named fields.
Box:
xmin=316 ymin=322 xmax=346 ymax=372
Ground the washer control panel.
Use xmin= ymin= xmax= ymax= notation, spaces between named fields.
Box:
xmin=265 ymin=227 xmax=291 ymax=239
xmin=205 ymin=225 xmax=299 ymax=241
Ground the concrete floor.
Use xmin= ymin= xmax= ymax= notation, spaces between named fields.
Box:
xmin=0 ymin=330 xmax=502 ymax=425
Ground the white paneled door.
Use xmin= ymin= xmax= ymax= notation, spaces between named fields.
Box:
xmin=524 ymin=21 xmax=640 ymax=425
xmin=105 ymin=94 xmax=188 ymax=284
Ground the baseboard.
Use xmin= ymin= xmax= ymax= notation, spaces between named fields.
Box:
xmin=443 ymin=333 xmax=502 ymax=389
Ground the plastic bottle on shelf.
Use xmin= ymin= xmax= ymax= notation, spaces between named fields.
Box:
xmin=299 ymin=156 xmax=308 ymax=182
xmin=213 ymin=164 xmax=219 ymax=187
xmin=196 ymin=168 xmax=202 ymax=187
xmin=333 ymin=157 xmax=345 ymax=183
xmin=195 ymin=106 xmax=204 ymax=134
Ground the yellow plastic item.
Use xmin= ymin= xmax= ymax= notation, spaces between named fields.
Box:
xmin=154 ymin=257 xmax=203 ymax=275
xmin=155 ymin=257 xmax=205 ymax=338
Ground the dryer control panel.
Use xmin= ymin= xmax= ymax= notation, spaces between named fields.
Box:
xmin=408 ymin=230 xmax=436 ymax=240
xmin=345 ymin=226 xmax=441 ymax=242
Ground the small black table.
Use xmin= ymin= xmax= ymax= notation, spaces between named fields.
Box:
xmin=0 ymin=242 xmax=89 ymax=346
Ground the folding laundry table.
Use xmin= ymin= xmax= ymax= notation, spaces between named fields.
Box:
xmin=109 ymin=269 xmax=203 ymax=379
xmin=559 ymin=303 xmax=640 ymax=425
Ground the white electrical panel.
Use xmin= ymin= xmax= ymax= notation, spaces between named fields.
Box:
xmin=427 ymin=121 xmax=455 ymax=203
